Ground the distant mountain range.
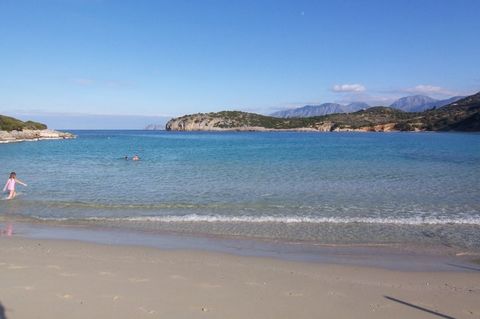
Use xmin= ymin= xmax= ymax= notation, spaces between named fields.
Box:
xmin=271 ymin=102 xmax=369 ymax=118
xmin=271 ymin=95 xmax=465 ymax=118
xmin=390 ymin=95 xmax=465 ymax=112
xmin=166 ymin=91 xmax=480 ymax=132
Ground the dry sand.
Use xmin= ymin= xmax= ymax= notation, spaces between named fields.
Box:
xmin=0 ymin=237 xmax=479 ymax=319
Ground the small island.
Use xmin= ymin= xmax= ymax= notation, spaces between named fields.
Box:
xmin=166 ymin=92 xmax=480 ymax=132
xmin=0 ymin=114 xmax=75 ymax=143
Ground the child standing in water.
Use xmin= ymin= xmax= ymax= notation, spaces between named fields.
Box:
xmin=3 ymin=172 xmax=27 ymax=200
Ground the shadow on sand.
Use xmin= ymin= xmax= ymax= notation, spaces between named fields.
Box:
xmin=384 ymin=296 xmax=455 ymax=319
xmin=0 ymin=302 xmax=7 ymax=319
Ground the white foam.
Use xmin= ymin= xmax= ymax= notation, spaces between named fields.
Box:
xmin=76 ymin=214 xmax=480 ymax=225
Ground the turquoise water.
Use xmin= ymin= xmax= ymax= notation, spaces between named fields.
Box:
xmin=1 ymin=131 xmax=480 ymax=249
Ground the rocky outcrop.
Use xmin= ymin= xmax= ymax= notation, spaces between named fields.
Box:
xmin=165 ymin=112 xmax=319 ymax=132
xmin=166 ymin=114 xmax=227 ymax=131
xmin=0 ymin=129 xmax=75 ymax=143
xmin=165 ymin=115 xmax=401 ymax=132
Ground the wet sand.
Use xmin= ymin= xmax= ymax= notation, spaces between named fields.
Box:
xmin=0 ymin=237 xmax=479 ymax=319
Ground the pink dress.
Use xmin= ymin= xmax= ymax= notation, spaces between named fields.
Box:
xmin=6 ymin=178 xmax=15 ymax=191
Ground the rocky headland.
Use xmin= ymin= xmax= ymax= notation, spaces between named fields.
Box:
xmin=0 ymin=115 xmax=75 ymax=143
xmin=166 ymin=91 xmax=480 ymax=132
xmin=0 ymin=129 xmax=75 ymax=143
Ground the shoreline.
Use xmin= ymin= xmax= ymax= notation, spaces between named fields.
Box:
xmin=0 ymin=235 xmax=479 ymax=318
xmin=4 ymin=221 xmax=480 ymax=272
xmin=3 ymin=211 xmax=479 ymax=258
xmin=165 ymin=125 xmax=405 ymax=132
xmin=0 ymin=137 xmax=74 ymax=144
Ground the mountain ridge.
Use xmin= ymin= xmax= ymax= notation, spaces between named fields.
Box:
xmin=166 ymin=91 xmax=480 ymax=132
xmin=271 ymin=102 xmax=369 ymax=118
xmin=270 ymin=95 xmax=465 ymax=118
xmin=389 ymin=95 xmax=464 ymax=112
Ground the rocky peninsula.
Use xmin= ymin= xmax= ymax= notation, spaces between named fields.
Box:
xmin=166 ymin=91 xmax=480 ymax=132
xmin=0 ymin=115 xmax=75 ymax=143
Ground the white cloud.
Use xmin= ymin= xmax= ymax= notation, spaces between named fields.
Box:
xmin=332 ymin=83 xmax=366 ymax=93
xmin=403 ymin=85 xmax=455 ymax=96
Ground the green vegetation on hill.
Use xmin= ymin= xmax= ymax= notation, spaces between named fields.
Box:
xmin=209 ymin=111 xmax=310 ymax=129
xmin=202 ymin=107 xmax=417 ymax=130
xmin=418 ymin=93 xmax=480 ymax=131
xmin=308 ymin=107 xmax=413 ymax=130
xmin=0 ymin=115 xmax=47 ymax=131
xmin=210 ymin=108 xmax=411 ymax=129
xmin=167 ymin=91 xmax=480 ymax=132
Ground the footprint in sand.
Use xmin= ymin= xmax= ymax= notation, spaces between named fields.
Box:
xmin=138 ymin=306 xmax=156 ymax=315
xmin=100 ymin=294 xmax=121 ymax=302
xmin=57 ymin=293 xmax=74 ymax=300
xmin=99 ymin=271 xmax=116 ymax=277
xmin=8 ymin=264 xmax=28 ymax=270
xmin=327 ymin=291 xmax=347 ymax=297
xmin=14 ymin=285 xmax=35 ymax=291
xmin=245 ymin=281 xmax=267 ymax=287
xmin=199 ymin=282 xmax=222 ymax=289
xmin=285 ymin=291 xmax=304 ymax=297
xmin=129 ymin=277 xmax=150 ymax=283
xmin=369 ymin=302 xmax=390 ymax=312
xmin=46 ymin=265 xmax=62 ymax=270
xmin=59 ymin=272 xmax=78 ymax=277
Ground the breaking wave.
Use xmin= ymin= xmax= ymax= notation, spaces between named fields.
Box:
xmin=34 ymin=214 xmax=480 ymax=226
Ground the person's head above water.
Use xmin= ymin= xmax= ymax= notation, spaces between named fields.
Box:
xmin=9 ymin=172 xmax=16 ymax=179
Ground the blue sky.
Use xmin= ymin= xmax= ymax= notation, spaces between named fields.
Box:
xmin=1 ymin=0 xmax=479 ymax=128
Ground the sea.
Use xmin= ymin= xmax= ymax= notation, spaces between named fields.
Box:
xmin=1 ymin=130 xmax=480 ymax=254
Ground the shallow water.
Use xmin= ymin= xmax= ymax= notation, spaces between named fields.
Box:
xmin=1 ymin=131 xmax=479 ymax=250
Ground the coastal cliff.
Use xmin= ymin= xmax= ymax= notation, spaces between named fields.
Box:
xmin=0 ymin=115 xmax=75 ymax=143
xmin=166 ymin=92 xmax=480 ymax=132
xmin=165 ymin=111 xmax=313 ymax=132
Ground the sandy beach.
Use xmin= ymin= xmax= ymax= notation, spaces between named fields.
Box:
xmin=0 ymin=237 xmax=478 ymax=319
xmin=2 ymin=1 xmax=479 ymax=318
